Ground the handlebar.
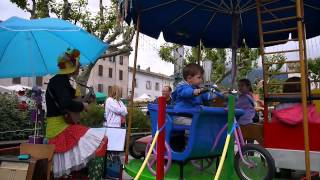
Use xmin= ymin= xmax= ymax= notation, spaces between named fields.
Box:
xmin=200 ymin=84 xmax=238 ymax=98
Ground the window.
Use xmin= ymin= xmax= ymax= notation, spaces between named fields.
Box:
xmin=119 ymin=56 xmax=123 ymax=65
xmin=155 ymin=82 xmax=160 ymax=91
xmin=98 ymin=65 xmax=103 ymax=76
xmin=36 ymin=77 xmax=43 ymax=86
xmin=98 ymin=84 xmax=103 ymax=92
xmin=109 ymin=57 xmax=115 ymax=62
xmin=12 ymin=77 xmax=21 ymax=84
xmin=146 ymin=81 xmax=151 ymax=90
xmin=119 ymin=70 xmax=123 ymax=80
xmin=108 ymin=68 xmax=112 ymax=78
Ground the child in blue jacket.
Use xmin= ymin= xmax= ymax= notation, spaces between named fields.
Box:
xmin=172 ymin=63 xmax=220 ymax=125
xmin=170 ymin=63 xmax=220 ymax=151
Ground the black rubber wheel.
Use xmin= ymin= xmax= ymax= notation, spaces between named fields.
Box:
xmin=234 ymin=144 xmax=275 ymax=180
xmin=129 ymin=136 xmax=145 ymax=159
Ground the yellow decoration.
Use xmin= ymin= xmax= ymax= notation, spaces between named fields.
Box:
xmin=312 ymin=89 xmax=320 ymax=112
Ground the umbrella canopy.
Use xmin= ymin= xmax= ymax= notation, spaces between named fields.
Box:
xmin=0 ymin=17 xmax=108 ymax=78
xmin=95 ymin=92 xmax=107 ymax=103
xmin=121 ymin=0 xmax=320 ymax=48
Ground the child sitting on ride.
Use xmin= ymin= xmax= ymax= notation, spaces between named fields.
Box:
xmin=272 ymin=77 xmax=320 ymax=124
xmin=172 ymin=63 xmax=222 ymax=125
xmin=171 ymin=63 xmax=222 ymax=151
xmin=235 ymin=79 xmax=256 ymax=125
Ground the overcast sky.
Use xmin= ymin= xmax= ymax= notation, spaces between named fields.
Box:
xmin=0 ymin=0 xmax=174 ymax=76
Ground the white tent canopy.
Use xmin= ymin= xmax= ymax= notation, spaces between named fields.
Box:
xmin=0 ymin=86 xmax=12 ymax=93
xmin=134 ymin=93 xmax=153 ymax=102
xmin=5 ymin=85 xmax=32 ymax=91
xmin=0 ymin=85 xmax=45 ymax=92
xmin=0 ymin=85 xmax=32 ymax=92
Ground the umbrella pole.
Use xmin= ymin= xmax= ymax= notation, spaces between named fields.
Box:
xmin=231 ymin=13 xmax=240 ymax=90
xmin=197 ymin=41 xmax=201 ymax=65
xmin=231 ymin=47 xmax=237 ymax=89
xmin=125 ymin=15 xmax=141 ymax=164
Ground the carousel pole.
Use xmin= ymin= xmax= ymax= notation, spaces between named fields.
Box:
xmin=156 ymin=96 xmax=166 ymax=180
xmin=296 ymin=0 xmax=311 ymax=179
xmin=220 ymin=12 xmax=240 ymax=179
xmin=125 ymin=15 xmax=141 ymax=164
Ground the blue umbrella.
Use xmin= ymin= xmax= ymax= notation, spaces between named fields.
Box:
xmin=121 ymin=0 xmax=320 ymax=48
xmin=0 ymin=17 xmax=108 ymax=78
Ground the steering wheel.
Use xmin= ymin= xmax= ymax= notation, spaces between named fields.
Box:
xmin=200 ymin=84 xmax=225 ymax=98
xmin=145 ymin=141 xmax=172 ymax=176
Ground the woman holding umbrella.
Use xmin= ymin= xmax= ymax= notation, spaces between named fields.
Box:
xmin=45 ymin=48 xmax=107 ymax=178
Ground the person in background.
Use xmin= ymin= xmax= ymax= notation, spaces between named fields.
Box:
xmin=45 ymin=48 xmax=107 ymax=178
xmin=275 ymin=76 xmax=301 ymax=110
xmin=103 ymin=85 xmax=128 ymax=127
xmin=153 ymin=85 xmax=173 ymax=105
xmin=235 ymin=78 xmax=256 ymax=125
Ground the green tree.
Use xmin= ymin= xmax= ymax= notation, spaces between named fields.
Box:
xmin=255 ymin=53 xmax=286 ymax=97
xmin=159 ymin=44 xmax=259 ymax=85
xmin=131 ymin=107 xmax=149 ymax=132
xmin=237 ymin=47 xmax=259 ymax=78
xmin=308 ymin=57 xmax=320 ymax=89
xmin=10 ymin=0 xmax=135 ymax=93
xmin=264 ymin=53 xmax=286 ymax=77
xmin=0 ymin=94 xmax=33 ymax=140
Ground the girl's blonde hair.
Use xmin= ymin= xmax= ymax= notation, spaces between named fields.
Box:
xmin=108 ymin=85 xmax=122 ymax=101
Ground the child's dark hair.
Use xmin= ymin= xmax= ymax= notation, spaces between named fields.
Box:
xmin=183 ymin=63 xmax=204 ymax=80
xmin=283 ymin=77 xmax=301 ymax=93
xmin=239 ymin=78 xmax=253 ymax=92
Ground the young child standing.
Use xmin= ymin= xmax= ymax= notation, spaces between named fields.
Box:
xmin=236 ymin=78 xmax=256 ymax=125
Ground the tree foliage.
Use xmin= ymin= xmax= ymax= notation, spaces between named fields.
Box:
xmin=80 ymin=103 xmax=104 ymax=128
xmin=158 ymin=43 xmax=180 ymax=64
xmin=237 ymin=47 xmax=259 ymax=78
xmin=308 ymin=57 xmax=320 ymax=89
xmin=254 ymin=53 xmax=286 ymax=98
xmin=158 ymin=43 xmax=259 ymax=85
xmin=131 ymin=107 xmax=149 ymax=132
xmin=0 ymin=94 xmax=33 ymax=140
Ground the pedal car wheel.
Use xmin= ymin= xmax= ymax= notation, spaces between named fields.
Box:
xmin=234 ymin=144 xmax=275 ymax=180
xmin=191 ymin=158 xmax=214 ymax=171
xmin=145 ymin=141 xmax=172 ymax=176
xmin=129 ymin=137 xmax=145 ymax=159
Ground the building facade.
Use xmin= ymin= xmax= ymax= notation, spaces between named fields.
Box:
xmin=128 ymin=66 xmax=174 ymax=99
xmin=87 ymin=54 xmax=129 ymax=98
xmin=0 ymin=75 xmax=51 ymax=90
xmin=0 ymin=54 xmax=130 ymax=98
